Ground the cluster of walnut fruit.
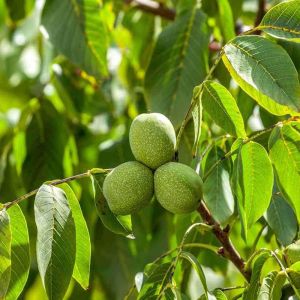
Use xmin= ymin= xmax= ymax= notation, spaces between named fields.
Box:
xmin=103 ymin=113 xmax=203 ymax=215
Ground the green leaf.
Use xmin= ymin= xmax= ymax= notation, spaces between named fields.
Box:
xmin=265 ymin=192 xmax=297 ymax=246
xmin=217 ymin=0 xmax=235 ymax=42
xmin=223 ymin=35 xmax=300 ymax=116
xmin=145 ymin=8 xmax=209 ymax=128
xmin=260 ymin=0 xmax=300 ymax=42
xmin=202 ymin=81 xmax=246 ymax=138
xmin=287 ymin=262 xmax=300 ymax=297
xmin=210 ymin=289 xmax=228 ymax=300
xmin=34 ymin=184 xmax=76 ymax=300
xmin=22 ymin=101 xmax=70 ymax=190
xmin=58 ymin=183 xmax=91 ymax=290
xmin=244 ymin=252 xmax=271 ymax=300
xmin=192 ymin=86 xmax=203 ymax=156
xmin=180 ymin=251 xmax=208 ymax=298
xmin=268 ymin=122 xmax=300 ymax=221
xmin=6 ymin=205 xmax=30 ymax=300
xmin=4 ymin=0 xmax=26 ymax=22
xmin=0 ymin=209 xmax=11 ymax=298
xmin=203 ymin=146 xmax=234 ymax=224
xmin=41 ymin=0 xmax=108 ymax=78
xmin=138 ymin=262 xmax=175 ymax=300
xmin=232 ymin=141 xmax=273 ymax=238
xmin=258 ymin=271 xmax=286 ymax=300
xmin=91 ymin=173 xmax=134 ymax=239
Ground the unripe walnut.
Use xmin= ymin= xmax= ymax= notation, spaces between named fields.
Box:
xmin=103 ymin=161 xmax=154 ymax=215
xmin=129 ymin=113 xmax=176 ymax=169
xmin=154 ymin=162 xmax=203 ymax=214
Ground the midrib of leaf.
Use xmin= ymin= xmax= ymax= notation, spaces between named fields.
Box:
xmin=259 ymin=25 xmax=300 ymax=35
xmin=168 ymin=8 xmax=197 ymax=117
xmin=230 ymin=41 xmax=298 ymax=108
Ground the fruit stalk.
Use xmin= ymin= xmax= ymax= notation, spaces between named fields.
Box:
xmin=197 ymin=200 xmax=251 ymax=281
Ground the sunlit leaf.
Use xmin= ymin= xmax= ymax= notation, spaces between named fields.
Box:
xmin=223 ymin=35 xmax=300 ymax=116
xmin=260 ymin=0 xmax=300 ymax=41
xmin=58 ymin=183 xmax=91 ymax=290
xmin=269 ymin=122 xmax=300 ymax=221
xmin=202 ymin=80 xmax=246 ymax=138
xmin=217 ymin=0 xmax=235 ymax=42
xmin=0 ymin=209 xmax=11 ymax=298
xmin=34 ymin=184 xmax=76 ymax=300
xmin=6 ymin=205 xmax=30 ymax=300
xmin=233 ymin=141 xmax=273 ymax=238
xmin=145 ymin=8 xmax=209 ymax=128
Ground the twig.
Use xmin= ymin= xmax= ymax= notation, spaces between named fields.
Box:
xmin=255 ymin=0 xmax=266 ymax=28
xmin=197 ymin=201 xmax=251 ymax=281
xmin=1 ymin=168 xmax=108 ymax=210
xmin=124 ymin=0 xmax=175 ymax=20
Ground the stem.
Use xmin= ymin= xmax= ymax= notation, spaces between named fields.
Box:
xmin=2 ymin=168 xmax=108 ymax=210
xmin=197 ymin=201 xmax=251 ymax=281
xmin=124 ymin=0 xmax=175 ymax=20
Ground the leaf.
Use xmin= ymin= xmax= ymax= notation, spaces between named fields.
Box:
xmin=268 ymin=122 xmax=300 ymax=221
xmin=202 ymin=81 xmax=246 ymax=138
xmin=265 ymin=192 xmax=297 ymax=246
xmin=210 ymin=289 xmax=228 ymax=300
xmin=180 ymin=251 xmax=208 ymax=298
xmin=34 ymin=184 xmax=76 ymax=300
xmin=22 ymin=101 xmax=70 ymax=190
xmin=260 ymin=0 xmax=300 ymax=41
xmin=217 ymin=0 xmax=235 ymax=42
xmin=6 ymin=205 xmax=30 ymax=300
xmin=0 ymin=209 xmax=11 ymax=298
xmin=223 ymin=35 xmax=300 ymax=116
xmin=58 ymin=183 xmax=91 ymax=290
xmin=192 ymin=86 xmax=203 ymax=156
xmin=232 ymin=141 xmax=273 ymax=239
xmin=203 ymin=146 xmax=234 ymax=224
xmin=91 ymin=173 xmax=134 ymax=239
xmin=4 ymin=0 xmax=26 ymax=22
xmin=258 ymin=271 xmax=286 ymax=300
xmin=41 ymin=0 xmax=108 ymax=78
xmin=287 ymin=262 xmax=300 ymax=297
xmin=138 ymin=262 xmax=175 ymax=300
xmin=244 ymin=252 xmax=271 ymax=300
xmin=145 ymin=8 xmax=209 ymax=128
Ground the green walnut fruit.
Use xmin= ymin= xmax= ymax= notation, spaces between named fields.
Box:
xmin=129 ymin=113 xmax=176 ymax=169
xmin=154 ymin=162 xmax=203 ymax=214
xmin=103 ymin=161 xmax=154 ymax=215
xmin=284 ymin=240 xmax=300 ymax=266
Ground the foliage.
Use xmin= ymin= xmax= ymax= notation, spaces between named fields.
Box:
xmin=0 ymin=0 xmax=300 ymax=299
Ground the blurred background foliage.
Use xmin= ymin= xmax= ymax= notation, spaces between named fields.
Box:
xmin=0 ymin=0 xmax=298 ymax=299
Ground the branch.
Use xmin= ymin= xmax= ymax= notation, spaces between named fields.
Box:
xmin=197 ymin=201 xmax=251 ymax=281
xmin=255 ymin=0 xmax=267 ymax=27
xmin=124 ymin=0 xmax=175 ymax=20
xmin=1 ymin=168 xmax=108 ymax=210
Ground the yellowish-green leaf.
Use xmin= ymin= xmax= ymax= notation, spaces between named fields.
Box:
xmin=260 ymin=0 xmax=300 ymax=42
xmin=0 ymin=209 xmax=11 ymax=298
xmin=269 ymin=122 xmax=300 ymax=222
xmin=6 ymin=205 xmax=30 ymax=300
xmin=223 ymin=36 xmax=300 ymax=116
xmin=202 ymin=80 xmax=246 ymax=138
